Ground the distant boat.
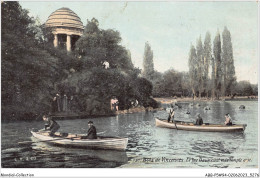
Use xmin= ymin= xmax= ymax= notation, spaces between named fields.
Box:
xmin=155 ymin=118 xmax=246 ymax=132
xmin=31 ymin=131 xmax=128 ymax=150
xmin=204 ymin=106 xmax=210 ymax=110
xmin=239 ymin=105 xmax=246 ymax=109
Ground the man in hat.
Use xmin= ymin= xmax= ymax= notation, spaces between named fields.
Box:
xmin=81 ymin=121 xmax=97 ymax=139
xmin=195 ymin=113 xmax=203 ymax=125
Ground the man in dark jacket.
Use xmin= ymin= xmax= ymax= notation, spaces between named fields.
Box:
xmin=195 ymin=113 xmax=203 ymax=125
xmin=43 ymin=115 xmax=60 ymax=136
xmin=81 ymin=121 xmax=97 ymax=139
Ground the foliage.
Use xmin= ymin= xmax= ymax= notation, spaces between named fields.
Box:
xmin=213 ymin=30 xmax=222 ymax=99
xmin=188 ymin=44 xmax=198 ymax=97
xmin=203 ymin=32 xmax=211 ymax=97
xmin=188 ymin=28 xmax=237 ymax=99
xmin=196 ymin=36 xmax=204 ymax=97
xmin=222 ymin=26 xmax=236 ymax=95
xmin=71 ymin=18 xmax=155 ymax=113
xmin=2 ymin=4 xmax=157 ymax=120
xmin=234 ymin=81 xmax=256 ymax=96
xmin=142 ymin=42 xmax=155 ymax=81
xmin=74 ymin=18 xmax=134 ymax=72
xmin=152 ymin=69 xmax=190 ymax=97
xmin=1 ymin=2 xmax=60 ymax=119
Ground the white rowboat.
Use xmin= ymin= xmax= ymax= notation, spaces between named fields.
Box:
xmin=31 ymin=131 xmax=128 ymax=150
xmin=155 ymin=117 xmax=246 ymax=132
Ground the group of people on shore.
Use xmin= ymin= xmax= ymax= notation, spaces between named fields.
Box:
xmin=166 ymin=104 xmax=233 ymax=126
xmin=51 ymin=93 xmax=74 ymax=113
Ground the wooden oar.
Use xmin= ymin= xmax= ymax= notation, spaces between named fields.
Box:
xmin=18 ymin=131 xmax=106 ymax=145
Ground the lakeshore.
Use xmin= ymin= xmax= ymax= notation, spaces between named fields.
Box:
xmin=154 ymin=96 xmax=258 ymax=104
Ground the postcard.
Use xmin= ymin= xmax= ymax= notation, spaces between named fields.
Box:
xmin=1 ymin=1 xmax=259 ymax=177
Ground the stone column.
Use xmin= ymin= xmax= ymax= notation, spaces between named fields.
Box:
xmin=66 ymin=34 xmax=71 ymax=52
xmin=54 ymin=34 xmax=58 ymax=48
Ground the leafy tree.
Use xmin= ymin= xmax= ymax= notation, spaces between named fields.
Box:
xmin=234 ymin=81 xmax=254 ymax=96
xmin=210 ymin=56 xmax=216 ymax=99
xmin=222 ymin=26 xmax=236 ymax=96
xmin=75 ymin=18 xmax=134 ymax=72
xmin=72 ymin=18 xmax=155 ymax=112
xmin=213 ymin=30 xmax=222 ymax=99
xmin=1 ymin=2 xmax=60 ymax=119
xmin=180 ymin=72 xmax=191 ymax=97
xmin=251 ymin=84 xmax=258 ymax=96
xmin=142 ymin=42 xmax=154 ymax=81
xmin=163 ymin=69 xmax=182 ymax=96
xmin=203 ymin=32 xmax=212 ymax=97
xmin=188 ymin=44 xmax=198 ymax=98
xmin=196 ymin=36 xmax=204 ymax=98
xmin=151 ymin=71 xmax=163 ymax=96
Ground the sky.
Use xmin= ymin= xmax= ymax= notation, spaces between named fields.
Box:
xmin=19 ymin=1 xmax=259 ymax=84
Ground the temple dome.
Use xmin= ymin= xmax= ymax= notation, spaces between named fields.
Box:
xmin=45 ymin=7 xmax=84 ymax=30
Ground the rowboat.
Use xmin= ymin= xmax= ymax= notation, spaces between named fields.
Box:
xmin=31 ymin=131 xmax=128 ymax=150
xmin=155 ymin=117 xmax=247 ymax=132
xmin=30 ymin=136 xmax=128 ymax=163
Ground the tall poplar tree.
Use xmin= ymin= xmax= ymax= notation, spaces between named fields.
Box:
xmin=203 ymin=32 xmax=211 ymax=97
xmin=142 ymin=42 xmax=154 ymax=81
xmin=222 ymin=26 xmax=236 ymax=96
xmin=188 ymin=44 xmax=197 ymax=98
xmin=211 ymin=56 xmax=216 ymax=99
xmin=213 ymin=30 xmax=222 ymax=99
xmin=196 ymin=36 xmax=204 ymax=98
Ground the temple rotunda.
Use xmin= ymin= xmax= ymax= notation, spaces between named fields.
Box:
xmin=45 ymin=7 xmax=84 ymax=51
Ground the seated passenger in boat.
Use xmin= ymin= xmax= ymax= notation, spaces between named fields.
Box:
xmin=43 ymin=115 xmax=60 ymax=136
xmin=224 ymin=113 xmax=232 ymax=126
xmin=195 ymin=114 xmax=203 ymax=125
xmin=81 ymin=121 xmax=97 ymax=139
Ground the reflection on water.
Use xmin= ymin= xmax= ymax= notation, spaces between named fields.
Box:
xmin=1 ymin=101 xmax=258 ymax=168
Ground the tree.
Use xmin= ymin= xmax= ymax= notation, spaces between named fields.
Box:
xmin=222 ymin=26 xmax=236 ymax=96
xmin=162 ymin=69 xmax=182 ymax=96
xmin=1 ymin=2 xmax=60 ymax=119
xmin=142 ymin=42 xmax=154 ymax=81
xmin=196 ymin=36 xmax=204 ymax=98
xmin=234 ymin=81 xmax=254 ymax=96
xmin=151 ymin=71 xmax=164 ymax=97
xmin=73 ymin=18 xmax=155 ymax=111
xmin=211 ymin=56 xmax=216 ymax=99
xmin=188 ymin=44 xmax=198 ymax=98
xmin=203 ymin=32 xmax=212 ymax=97
xmin=75 ymin=18 xmax=134 ymax=72
xmin=180 ymin=72 xmax=191 ymax=97
xmin=213 ymin=30 xmax=222 ymax=99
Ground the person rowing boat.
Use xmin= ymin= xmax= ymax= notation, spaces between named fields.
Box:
xmin=224 ymin=113 xmax=232 ymax=126
xmin=42 ymin=115 xmax=60 ymax=136
xmin=167 ymin=105 xmax=175 ymax=123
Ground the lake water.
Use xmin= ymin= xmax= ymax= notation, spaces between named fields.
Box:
xmin=1 ymin=100 xmax=258 ymax=168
